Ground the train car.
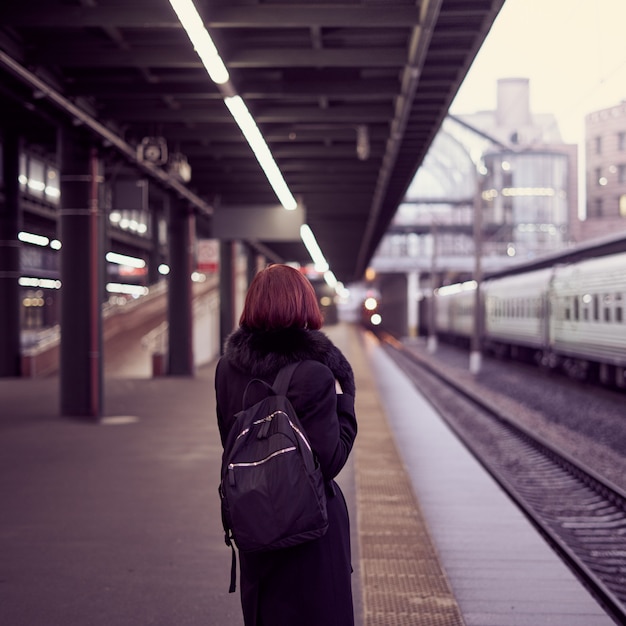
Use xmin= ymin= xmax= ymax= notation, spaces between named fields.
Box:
xmin=549 ymin=252 xmax=626 ymax=386
xmin=482 ymin=268 xmax=554 ymax=360
xmin=434 ymin=281 xmax=477 ymax=343
xmin=426 ymin=251 xmax=626 ymax=388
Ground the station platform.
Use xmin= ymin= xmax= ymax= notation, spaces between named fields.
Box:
xmin=0 ymin=323 xmax=614 ymax=626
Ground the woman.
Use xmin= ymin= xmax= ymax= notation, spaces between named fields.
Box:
xmin=215 ymin=264 xmax=358 ymax=626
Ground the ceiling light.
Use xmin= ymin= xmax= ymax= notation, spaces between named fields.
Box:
xmin=105 ymin=252 xmax=146 ymax=269
xmin=106 ymin=283 xmax=149 ymax=296
xmin=356 ymin=125 xmax=370 ymax=161
xmin=224 ymin=96 xmax=297 ymax=211
xmin=168 ymin=0 xmax=229 ymax=84
xmin=300 ymin=224 xmax=329 ymax=273
xmin=18 ymin=231 xmax=49 ymax=247
xmin=323 ymin=271 xmax=337 ymax=289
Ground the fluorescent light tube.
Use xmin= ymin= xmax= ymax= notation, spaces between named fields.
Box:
xmin=300 ymin=224 xmax=329 ymax=272
xmin=105 ymin=252 xmax=146 ymax=269
xmin=169 ymin=0 xmax=229 ymax=84
xmin=224 ymin=96 xmax=298 ymax=211
xmin=18 ymin=231 xmax=49 ymax=247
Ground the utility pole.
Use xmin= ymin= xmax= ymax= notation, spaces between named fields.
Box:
xmin=427 ymin=217 xmax=438 ymax=353
xmin=470 ymin=171 xmax=484 ymax=374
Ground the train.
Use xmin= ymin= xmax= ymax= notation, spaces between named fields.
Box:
xmin=430 ymin=251 xmax=626 ymax=389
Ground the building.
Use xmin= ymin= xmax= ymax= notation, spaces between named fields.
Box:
xmin=373 ymin=78 xmax=579 ymax=273
xmin=583 ymin=101 xmax=626 ymax=241
xmin=369 ymin=78 xmax=579 ymax=337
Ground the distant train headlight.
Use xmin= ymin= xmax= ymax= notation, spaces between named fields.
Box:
xmin=364 ymin=297 xmax=378 ymax=311
xmin=370 ymin=313 xmax=382 ymax=326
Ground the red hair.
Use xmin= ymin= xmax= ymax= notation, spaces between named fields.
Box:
xmin=239 ymin=265 xmax=324 ymax=331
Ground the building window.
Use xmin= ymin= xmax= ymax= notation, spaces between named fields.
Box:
xmin=620 ymin=195 xmax=626 ymax=217
xmin=592 ymin=197 xmax=603 ymax=216
xmin=595 ymin=167 xmax=602 ymax=185
xmin=604 ymin=294 xmax=612 ymax=322
xmin=619 ymin=164 xmax=626 ymax=184
xmin=595 ymin=136 xmax=602 ymax=154
xmin=619 ymin=132 xmax=626 ymax=151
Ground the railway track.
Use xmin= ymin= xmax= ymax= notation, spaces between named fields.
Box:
xmin=377 ymin=331 xmax=626 ymax=625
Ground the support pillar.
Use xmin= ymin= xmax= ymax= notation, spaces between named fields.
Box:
xmin=167 ymin=197 xmax=194 ymax=375
xmin=0 ymin=128 xmax=22 ymax=377
xmin=148 ymin=191 xmax=163 ymax=286
xmin=59 ymin=130 xmax=104 ymax=418
xmin=219 ymin=240 xmax=234 ymax=355
xmin=246 ymin=243 xmax=258 ymax=287
xmin=407 ymin=271 xmax=419 ymax=339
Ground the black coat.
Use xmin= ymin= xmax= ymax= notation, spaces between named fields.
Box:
xmin=215 ymin=327 xmax=358 ymax=626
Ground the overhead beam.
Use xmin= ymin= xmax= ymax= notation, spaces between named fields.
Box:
xmin=104 ymin=104 xmax=393 ymax=124
xmin=111 ymin=125 xmax=389 ymax=143
xmin=0 ymin=5 xmax=420 ymax=28
xmin=0 ymin=50 xmax=213 ymax=216
xmin=67 ymin=77 xmax=400 ymax=99
xmin=34 ymin=46 xmax=407 ymax=69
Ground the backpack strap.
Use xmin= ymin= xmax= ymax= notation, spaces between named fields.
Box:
xmin=241 ymin=378 xmax=274 ymax=411
xmin=272 ymin=361 xmax=301 ymax=396
xmin=225 ymin=530 xmax=237 ymax=593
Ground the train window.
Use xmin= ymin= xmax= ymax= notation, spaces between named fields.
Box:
xmin=604 ymin=294 xmax=612 ymax=322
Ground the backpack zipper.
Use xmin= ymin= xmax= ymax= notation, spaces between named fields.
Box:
xmin=235 ymin=410 xmax=288 ymax=440
xmin=228 ymin=446 xmax=297 ymax=485
xmin=288 ymin=419 xmax=312 ymax=453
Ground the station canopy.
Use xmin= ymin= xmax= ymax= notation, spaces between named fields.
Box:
xmin=0 ymin=0 xmax=503 ymax=284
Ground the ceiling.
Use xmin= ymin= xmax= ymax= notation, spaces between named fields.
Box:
xmin=0 ymin=0 xmax=504 ymax=284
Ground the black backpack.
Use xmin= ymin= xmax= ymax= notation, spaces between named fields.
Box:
xmin=219 ymin=361 xmax=329 ymax=592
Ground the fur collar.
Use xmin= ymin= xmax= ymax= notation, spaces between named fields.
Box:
xmin=223 ymin=327 xmax=355 ymax=396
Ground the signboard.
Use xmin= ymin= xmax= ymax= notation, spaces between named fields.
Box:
xmin=213 ymin=204 xmax=305 ymax=241
xmin=197 ymin=239 xmax=219 ymax=273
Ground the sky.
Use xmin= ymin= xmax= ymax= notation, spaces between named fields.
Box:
xmin=449 ymin=0 xmax=626 ymax=147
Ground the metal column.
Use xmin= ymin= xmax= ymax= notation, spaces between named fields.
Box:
xmin=407 ymin=271 xmax=420 ymax=338
xmin=219 ymin=240 xmax=234 ymax=355
xmin=148 ymin=191 xmax=164 ymax=286
xmin=59 ymin=130 xmax=103 ymax=418
xmin=167 ymin=197 xmax=194 ymax=375
xmin=246 ymin=243 xmax=258 ymax=286
xmin=0 ymin=128 xmax=22 ymax=377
